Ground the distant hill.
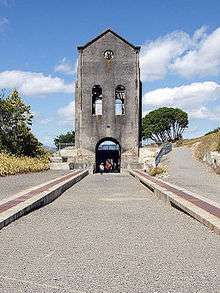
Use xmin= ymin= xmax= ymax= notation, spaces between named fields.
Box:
xmin=44 ymin=145 xmax=57 ymax=153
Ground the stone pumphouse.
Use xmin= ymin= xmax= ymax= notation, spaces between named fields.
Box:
xmin=75 ymin=29 xmax=142 ymax=172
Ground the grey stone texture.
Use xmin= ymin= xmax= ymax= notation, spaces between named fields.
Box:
xmin=0 ymin=174 xmax=219 ymax=292
xmin=0 ymin=170 xmax=70 ymax=201
xmin=75 ymin=29 xmax=142 ymax=169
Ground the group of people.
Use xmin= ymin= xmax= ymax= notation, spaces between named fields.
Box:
xmin=99 ymin=159 xmax=117 ymax=174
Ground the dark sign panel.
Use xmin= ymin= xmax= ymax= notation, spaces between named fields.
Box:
xmin=155 ymin=142 xmax=172 ymax=166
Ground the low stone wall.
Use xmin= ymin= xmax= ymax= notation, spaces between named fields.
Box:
xmin=203 ymin=151 xmax=220 ymax=169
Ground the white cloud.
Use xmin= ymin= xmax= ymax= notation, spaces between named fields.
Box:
xmin=57 ymin=101 xmax=75 ymax=125
xmin=54 ymin=58 xmax=74 ymax=75
xmin=140 ymin=31 xmax=191 ymax=81
xmin=143 ymin=81 xmax=220 ymax=107
xmin=140 ymin=26 xmax=220 ymax=80
xmin=143 ymin=81 xmax=220 ymax=120
xmin=189 ymin=106 xmax=220 ymax=121
xmin=0 ymin=17 xmax=9 ymax=32
xmin=172 ymin=27 xmax=220 ymax=77
xmin=0 ymin=70 xmax=73 ymax=96
xmin=33 ymin=112 xmax=51 ymax=125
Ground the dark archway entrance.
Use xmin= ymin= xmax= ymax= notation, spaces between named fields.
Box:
xmin=95 ymin=138 xmax=121 ymax=173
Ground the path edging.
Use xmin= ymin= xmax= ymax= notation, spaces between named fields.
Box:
xmin=0 ymin=170 xmax=88 ymax=230
xmin=130 ymin=170 xmax=220 ymax=235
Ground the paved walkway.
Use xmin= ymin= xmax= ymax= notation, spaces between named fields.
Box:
xmin=0 ymin=170 xmax=71 ymax=201
xmin=163 ymin=147 xmax=220 ymax=203
xmin=0 ymin=174 xmax=219 ymax=293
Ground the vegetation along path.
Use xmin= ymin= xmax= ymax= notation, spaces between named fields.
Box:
xmin=164 ymin=147 xmax=220 ymax=203
xmin=0 ymin=174 xmax=219 ymax=293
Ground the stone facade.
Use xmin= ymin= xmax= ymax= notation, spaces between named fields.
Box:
xmin=75 ymin=29 xmax=142 ymax=170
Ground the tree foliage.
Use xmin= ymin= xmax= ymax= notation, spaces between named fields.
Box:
xmin=0 ymin=90 xmax=46 ymax=157
xmin=142 ymin=107 xmax=188 ymax=143
xmin=54 ymin=131 xmax=75 ymax=149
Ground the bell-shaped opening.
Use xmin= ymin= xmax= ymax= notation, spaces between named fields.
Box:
xmin=115 ymin=85 xmax=125 ymax=115
xmin=92 ymin=85 xmax=102 ymax=115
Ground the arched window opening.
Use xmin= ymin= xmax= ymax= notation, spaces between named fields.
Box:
xmin=115 ymin=85 xmax=125 ymax=115
xmin=92 ymin=85 xmax=102 ymax=115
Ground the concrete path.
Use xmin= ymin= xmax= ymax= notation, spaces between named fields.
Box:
xmin=0 ymin=174 xmax=219 ymax=292
xmin=164 ymin=147 xmax=220 ymax=203
xmin=0 ymin=170 xmax=71 ymax=201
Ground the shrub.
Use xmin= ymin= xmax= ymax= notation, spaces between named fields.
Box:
xmin=148 ymin=165 xmax=167 ymax=177
xmin=0 ymin=90 xmax=47 ymax=157
xmin=0 ymin=153 xmax=49 ymax=176
xmin=54 ymin=131 xmax=75 ymax=149
xmin=175 ymin=140 xmax=183 ymax=147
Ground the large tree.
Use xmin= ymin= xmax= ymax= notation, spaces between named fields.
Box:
xmin=54 ymin=130 xmax=75 ymax=149
xmin=142 ymin=107 xmax=188 ymax=144
xmin=0 ymin=90 xmax=45 ymax=156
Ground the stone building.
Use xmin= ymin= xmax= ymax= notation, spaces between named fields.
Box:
xmin=74 ymin=29 xmax=142 ymax=172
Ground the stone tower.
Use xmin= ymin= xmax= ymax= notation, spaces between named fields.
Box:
xmin=75 ymin=29 xmax=142 ymax=171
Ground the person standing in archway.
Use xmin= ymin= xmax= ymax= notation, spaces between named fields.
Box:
xmin=105 ymin=160 xmax=112 ymax=173
xmin=99 ymin=162 xmax=104 ymax=175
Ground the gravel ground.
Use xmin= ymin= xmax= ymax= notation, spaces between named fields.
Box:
xmin=163 ymin=147 xmax=220 ymax=203
xmin=0 ymin=174 xmax=219 ymax=293
xmin=0 ymin=170 xmax=71 ymax=201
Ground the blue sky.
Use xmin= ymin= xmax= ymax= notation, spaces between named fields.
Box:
xmin=0 ymin=0 xmax=220 ymax=146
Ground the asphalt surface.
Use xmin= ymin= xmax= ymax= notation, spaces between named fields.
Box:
xmin=163 ymin=147 xmax=220 ymax=203
xmin=0 ymin=170 xmax=71 ymax=201
xmin=0 ymin=174 xmax=219 ymax=293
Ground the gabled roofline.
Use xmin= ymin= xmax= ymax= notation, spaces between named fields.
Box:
xmin=77 ymin=29 xmax=141 ymax=52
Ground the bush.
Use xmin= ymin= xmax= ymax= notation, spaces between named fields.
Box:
xmin=175 ymin=140 xmax=183 ymax=147
xmin=0 ymin=153 xmax=49 ymax=176
xmin=0 ymin=90 xmax=47 ymax=157
xmin=54 ymin=131 xmax=75 ymax=149
xmin=148 ymin=165 xmax=167 ymax=177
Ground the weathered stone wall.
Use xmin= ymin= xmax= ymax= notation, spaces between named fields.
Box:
xmin=75 ymin=31 xmax=141 ymax=167
xmin=203 ymin=151 xmax=220 ymax=168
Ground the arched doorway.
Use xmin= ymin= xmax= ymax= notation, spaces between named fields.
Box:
xmin=95 ymin=138 xmax=121 ymax=173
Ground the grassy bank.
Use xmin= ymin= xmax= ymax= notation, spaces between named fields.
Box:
xmin=177 ymin=131 xmax=220 ymax=159
xmin=194 ymin=131 xmax=220 ymax=160
xmin=0 ymin=153 xmax=50 ymax=176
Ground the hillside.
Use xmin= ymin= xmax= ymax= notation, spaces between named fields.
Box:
xmin=179 ymin=131 xmax=220 ymax=159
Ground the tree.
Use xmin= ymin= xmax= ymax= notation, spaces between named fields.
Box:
xmin=54 ymin=131 xmax=75 ymax=149
xmin=142 ymin=107 xmax=188 ymax=144
xmin=0 ymin=90 xmax=45 ymax=156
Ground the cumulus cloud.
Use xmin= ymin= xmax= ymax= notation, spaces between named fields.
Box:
xmin=54 ymin=58 xmax=75 ymax=75
xmin=172 ymin=27 xmax=220 ymax=77
xmin=189 ymin=106 xmax=220 ymax=121
xmin=140 ymin=26 xmax=220 ymax=81
xmin=143 ymin=81 xmax=220 ymax=120
xmin=0 ymin=17 xmax=9 ymax=32
xmin=140 ymin=31 xmax=191 ymax=81
xmin=57 ymin=101 xmax=75 ymax=125
xmin=143 ymin=81 xmax=220 ymax=107
xmin=0 ymin=70 xmax=73 ymax=96
xmin=32 ymin=112 xmax=51 ymax=125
